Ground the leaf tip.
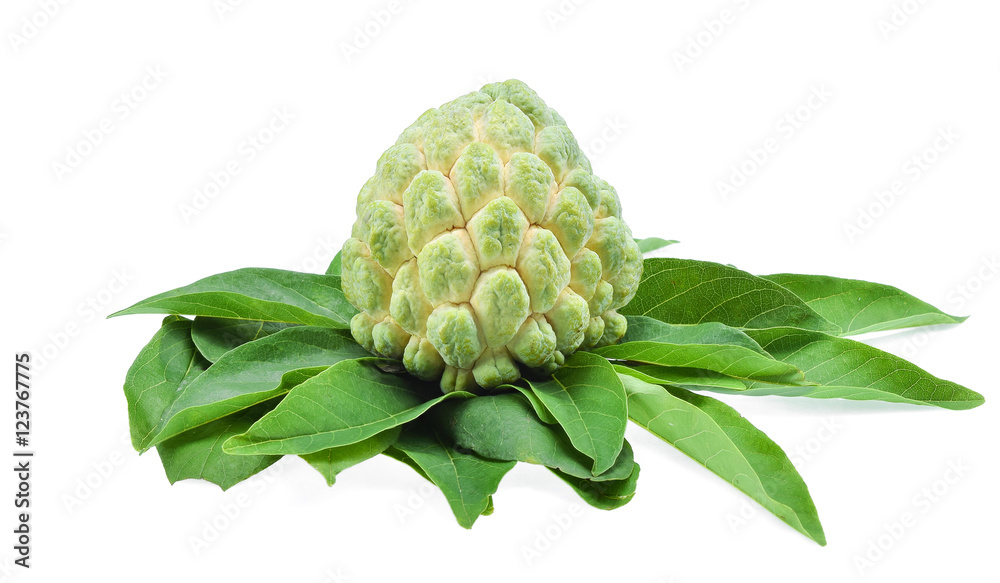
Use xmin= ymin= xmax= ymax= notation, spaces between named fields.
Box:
xmin=810 ymin=523 xmax=828 ymax=546
xmin=220 ymin=434 xmax=248 ymax=455
xmin=962 ymin=391 xmax=986 ymax=409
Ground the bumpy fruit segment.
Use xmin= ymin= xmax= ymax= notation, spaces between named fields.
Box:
xmin=342 ymin=80 xmax=642 ymax=392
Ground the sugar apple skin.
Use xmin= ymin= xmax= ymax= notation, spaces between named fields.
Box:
xmin=341 ymin=80 xmax=643 ymax=393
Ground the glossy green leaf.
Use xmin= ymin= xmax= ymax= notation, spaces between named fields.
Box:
xmin=300 ymin=427 xmax=401 ymax=486
xmin=613 ymin=363 xmax=748 ymax=392
xmin=156 ymin=401 xmax=280 ymax=491
xmin=623 ymin=316 xmax=768 ymax=355
xmin=191 ymin=317 xmax=296 ymax=362
xmin=505 ymin=384 xmax=558 ymax=424
xmin=549 ymin=461 xmax=640 ymax=510
xmin=383 ymin=448 xmax=496 ymax=519
xmin=596 ymin=341 xmax=805 ymax=385
xmin=620 ymin=258 xmax=840 ymax=334
xmin=622 ymin=374 xmax=826 ymax=545
xmin=526 ymin=352 xmax=627 ymax=475
xmin=326 ymin=250 xmax=343 ymax=276
xmin=223 ymin=360 xmax=473 ymax=456
xmin=391 ymin=421 xmax=516 ymax=528
xmin=139 ymin=326 xmax=369 ymax=451
xmin=384 ymin=447 xmax=498 ymax=520
xmin=110 ymin=268 xmax=356 ymax=327
xmin=433 ymin=393 xmax=635 ymax=481
xmin=634 ymin=237 xmax=679 ymax=254
xmin=123 ymin=317 xmax=210 ymax=451
xmin=741 ymin=327 xmax=985 ymax=409
xmin=761 ymin=273 xmax=967 ymax=336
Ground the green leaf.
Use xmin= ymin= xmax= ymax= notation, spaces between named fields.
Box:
xmin=623 ymin=316 xmax=768 ymax=355
xmin=300 ymin=427 xmax=401 ymax=486
xmin=761 ymin=273 xmax=967 ymax=336
xmin=613 ymin=363 xmax=748 ymax=392
xmin=595 ymin=341 xmax=805 ymax=385
xmin=326 ymin=250 xmax=343 ymax=276
xmin=223 ymin=360 xmax=473 ymax=456
xmin=155 ymin=401 xmax=281 ymax=491
xmin=433 ymin=393 xmax=635 ymax=481
xmin=110 ymin=268 xmax=356 ymax=327
xmin=549 ymin=462 xmax=640 ymax=510
xmin=741 ymin=327 xmax=985 ymax=409
xmin=505 ymin=384 xmax=558 ymax=424
xmin=614 ymin=317 xmax=809 ymax=385
xmin=391 ymin=421 xmax=516 ymax=528
xmin=123 ymin=317 xmax=210 ymax=451
xmin=526 ymin=352 xmax=627 ymax=475
xmin=384 ymin=448 xmax=495 ymax=518
xmin=622 ymin=374 xmax=826 ymax=545
xmin=635 ymin=237 xmax=679 ymax=254
xmin=138 ymin=326 xmax=369 ymax=451
xmin=620 ymin=258 xmax=840 ymax=334
xmin=191 ymin=317 xmax=296 ymax=362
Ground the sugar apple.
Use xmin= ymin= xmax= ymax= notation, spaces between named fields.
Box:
xmin=341 ymin=79 xmax=642 ymax=393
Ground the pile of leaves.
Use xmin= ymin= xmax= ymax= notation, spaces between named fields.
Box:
xmin=112 ymin=238 xmax=983 ymax=545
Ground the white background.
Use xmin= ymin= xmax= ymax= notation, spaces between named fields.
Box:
xmin=2 ymin=1 xmax=998 ymax=581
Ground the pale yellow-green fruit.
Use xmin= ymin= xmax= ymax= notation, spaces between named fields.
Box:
xmin=341 ymin=80 xmax=642 ymax=393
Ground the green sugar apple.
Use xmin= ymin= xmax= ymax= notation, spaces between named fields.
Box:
xmin=341 ymin=79 xmax=642 ymax=393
